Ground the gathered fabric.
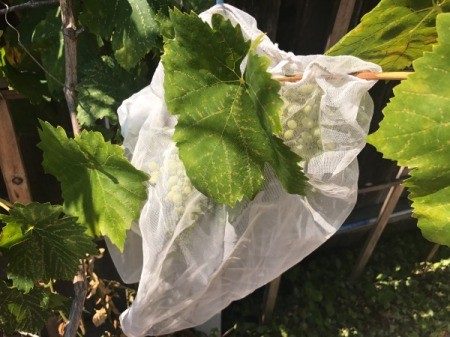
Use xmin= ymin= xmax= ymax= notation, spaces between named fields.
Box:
xmin=106 ymin=4 xmax=381 ymax=336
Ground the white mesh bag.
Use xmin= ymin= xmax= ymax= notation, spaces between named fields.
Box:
xmin=106 ymin=4 xmax=381 ymax=336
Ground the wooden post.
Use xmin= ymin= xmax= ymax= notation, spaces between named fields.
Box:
xmin=0 ymin=96 xmax=32 ymax=204
xmin=325 ymin=0 xmax=358 ymax=50
xmin=426 ymin=244 xmax=440 ymax=262
xmin=261 ymin=275 xmax=281 ymax=323
xmin=350 ymin=167 xmax=406 ymax=281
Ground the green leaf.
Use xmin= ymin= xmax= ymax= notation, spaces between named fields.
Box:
xmin=77 ymin=56 xmax=147 ymax=127
xmin=32 ymin=9 xmax=64 ymax=96
xmin=37 ymin=122 xmax=149 ymax=250
xmin=0 ymin=203 xmax=97 ymax=292
xmin=0 ymin=61 xmax=51 ymax=104
xmin=178 ymin=0 xmax=215 ymax=13
xmin=367 ymin=13 xmax=450 ymax=246
xmin=0 ymin=281 xmax=65 ymax=335
xmin=326 ymin=0 xmax=450 ymax=71
xmin=81 ymin=0 xmax=159 ymax=70
xmin=163 ymin=11 xmax=306 ymax=206
xmin=79 ymin=0 xmax=131 ymax=39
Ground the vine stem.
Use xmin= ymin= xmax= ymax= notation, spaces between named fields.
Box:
xmin=0 ymin=0 xmax=59 ymax=16
xmin=275 ymin=71 xmax=413 ymax=82
xmin=60 ymin=1 xmax=85 ymax=337
xmin=60 ymin=0 xmax=80 ymax=136
xmin=63 ymin=264 xmax=87 ymax=337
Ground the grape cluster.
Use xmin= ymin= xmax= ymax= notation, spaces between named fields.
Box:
xmin=280 ymin=82 xmax=333 ymax=160
xmin=150 ymin=151 xmax=215 ymax=223
xmin=164 ymin=155 xmax=194 ymax=218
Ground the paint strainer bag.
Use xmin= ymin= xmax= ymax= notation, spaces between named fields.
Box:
xmin=106 ymin=4 xmax=381 ymax=336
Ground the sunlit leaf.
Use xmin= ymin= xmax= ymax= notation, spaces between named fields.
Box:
xmin=37 ymin=121 xmax=149 ymax=250
xmin=81 ymin=0 xmax=159 ymax=70
xmin=163 ymin=10 xmax=306 ymax=206
xmin=367 ymin=13 xmax=450 ymax=246
xmin=327 ymin=0 xmax=450 ymax=71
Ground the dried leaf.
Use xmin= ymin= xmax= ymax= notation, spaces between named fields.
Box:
xmin=92 ymin=307 xmax=107 ymax=327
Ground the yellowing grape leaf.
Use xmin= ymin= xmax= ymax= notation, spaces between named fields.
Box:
xmin=37 ymin=122 xmax=148 ymax=250
xmin=367 ymin=13 xmax=450 ymax=246
xmin=163 ymin=10 xmax=306 ymax=206
xmin=0 ymin=203 xmax=97 ymax=292
xmin=327 ymin=0 xmax=450 ymax=71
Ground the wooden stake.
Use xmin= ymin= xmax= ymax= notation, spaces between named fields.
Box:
xmin=276 ymin=71 xmax=413 ymax=83
xmin=325 ymin=0 xmax=357 ymax=50
xmin=0 ymin=96 xmax=32 ymax=204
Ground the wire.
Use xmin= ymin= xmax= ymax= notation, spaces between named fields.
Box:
xmin=1 ymin=1 xmax=66 ymax=88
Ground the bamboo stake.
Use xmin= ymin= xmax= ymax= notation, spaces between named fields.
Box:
xmin=276 ymin=71 xmax=413 ymax=82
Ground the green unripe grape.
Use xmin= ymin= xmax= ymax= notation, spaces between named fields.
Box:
xmin=299 ymin=84 xmax=314 ymax=94
xmin=168 ymin=175 xmax=178 ymax=185
xmin=172 ymin=193 xmax=182 ymax=204
xmin=303 ymin=105 xmax=312 ymax=114
xmin=148 ymin=162 xmax=159 ymax=171
xmin=312 ymin=127 xmax=321 ymax=137
xmin=287 ymin=120 xmax=298 ymax=129
xmin=324 ymin=142 xmax=336 ymax=150
xmin=301 ymin=117 xmax=314 ymax=128
xmin=287 ymin=103 xmax=302 ymax=115
xmin=284 ymin=130 xmax=294 ymax=140
xmin=149 ymin=173 xmax=160 ymax=185
xmin=301 ymin=132 xmax=312 ymax=142
xmin=166 ymin=191 xmax=174 ymax=200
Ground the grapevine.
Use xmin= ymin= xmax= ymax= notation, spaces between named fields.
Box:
xmin=0 ymin=0 xmax=449 ymax=335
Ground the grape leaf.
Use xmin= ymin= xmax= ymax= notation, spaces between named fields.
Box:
xmin=112 ymin=0 xmax=159 ymax=70
xmin=163 ymin=10 xmax=306 ymax=206
xmin=32 ymin=9 xmax=64 ymax=96
xmin=0 ymin=281 xmax=66 ymax=335
xmin=0 ymin=203 xmax=97 ymax=292
xmin=0 ymin=60 xmax=51 ymax=104
xmin=367 ymin=13 xmax=450 ymax=246
xmin=0 ymin=8 xmax=51 ymax=104
xmin=81 ymin=0 xmax=160 ymax=70
xmin=37 ymin=121 xmax=149 ymax=250
xmin=79 ymin=0 xmax=130 ymax=39
xmin=326 ymin=0 xmax=450 ymax=71
xmin=77 ymin=56 xmax=147 ymax=127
